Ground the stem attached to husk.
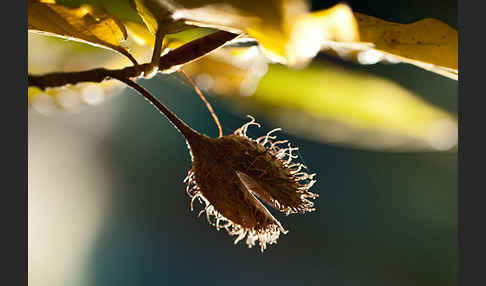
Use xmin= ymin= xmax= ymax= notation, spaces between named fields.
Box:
xmin=115 ymin=77 xmax=202 ymax=142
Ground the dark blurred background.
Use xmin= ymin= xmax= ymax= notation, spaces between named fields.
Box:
xmin=28 ymin=1 xmax=457 ymax=286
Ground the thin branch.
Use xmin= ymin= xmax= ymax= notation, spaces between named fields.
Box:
xmin=28 ymin=31 xmax=239 ymax=90
xmin=180 ymin=70 xmax=223 ymax=137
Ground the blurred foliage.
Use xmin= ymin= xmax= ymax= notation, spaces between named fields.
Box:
xmin=249 ymin=63 xmax=457 ymax=151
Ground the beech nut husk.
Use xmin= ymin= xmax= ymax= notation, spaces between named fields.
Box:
xmin=184 ymin=116 xmax=318 ymax=252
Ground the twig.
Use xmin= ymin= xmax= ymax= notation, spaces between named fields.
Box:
xmin=28 ymin=31 xmax=239 ymax=90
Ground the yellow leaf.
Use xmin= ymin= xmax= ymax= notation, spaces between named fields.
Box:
xmin=321 ymin=13 xmax=458 ymax=80
xmin=131 ymin=0 xmax=359 ymax=66
xmin=247 ymin=3 xmax=360 ymax=66
xmin=28 ymin=0 xmax=137 ymax=64
xmin=359 ymin=13 xmax=457 ymax=79
xmin=124 ymin=20 xmax=156 ymax=46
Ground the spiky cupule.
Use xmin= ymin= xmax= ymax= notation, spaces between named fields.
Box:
xmin=184 ymin=116 xmax=318 ymax=252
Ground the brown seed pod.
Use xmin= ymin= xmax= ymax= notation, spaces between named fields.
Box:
xmin=184 ymin=116 xmax=318 ymax=252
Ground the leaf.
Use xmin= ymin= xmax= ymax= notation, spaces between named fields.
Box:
xmin=28 ymin=0 xmax=137 ymax=64
xmin=131 ymin=0 xmax=360 ymax=66
xmin=356 ymin=13 xmax=457 ymax=79
xmin=321 ymin=13 xmax=458 ymax=80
